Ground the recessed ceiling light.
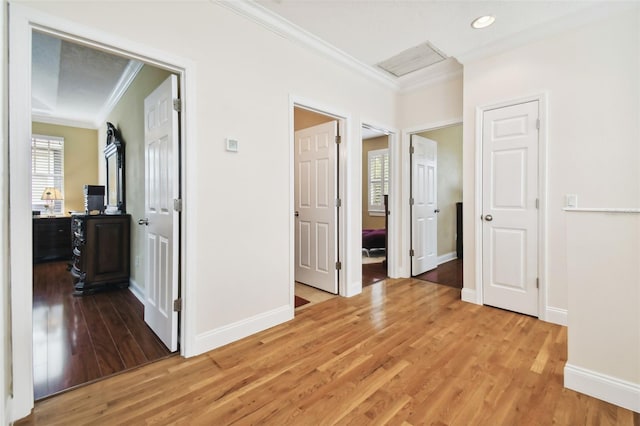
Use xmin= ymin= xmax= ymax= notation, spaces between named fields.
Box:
xmin=471 ymin=15 xmax=495 ymax=29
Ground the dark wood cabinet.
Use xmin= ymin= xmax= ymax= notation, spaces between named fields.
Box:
xmin=71 ymin=214 xmax=130 ymax=296
xmin=33 ymin=217 xmax=72 ymax=263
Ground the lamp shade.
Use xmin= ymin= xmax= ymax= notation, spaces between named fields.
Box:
xmin=41 ymin=187 xmax=63 ymax=201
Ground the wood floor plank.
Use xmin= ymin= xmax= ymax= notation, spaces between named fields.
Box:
xmin=32 ymin=261 xmax=172 ymax=400
xmin=20 ymin=277 xmax=638 ymax=425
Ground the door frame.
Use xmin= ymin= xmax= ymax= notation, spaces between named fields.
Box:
xmin=8 ymin=4 xmax=197 ymax=419
xmin=409 ymin=134 xmax=439 ymax=276
xmin=401 ymin=118 xmax=462 ymax=278
xmin=473 ymin=93 xmax=550 ymax=321
xmin=360 ymin=121 xmax=399 ymax=279
xmin=289 ymin=96 xmax=353 ymax=299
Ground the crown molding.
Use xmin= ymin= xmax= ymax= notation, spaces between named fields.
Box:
xmin=95 ymin=60 xmax=144 ymax=127
xmin=32 ymin=113 xmax=98 ymax=130
xmin=214 ymin=0 xmax=399 ymax=91
xmin=32 ymin=60 xmax=143 ymax=131
xmin=398 ymin=57 xmax=463 ymax=94
xmin=457 ymin=2 xmax=637 ymax=64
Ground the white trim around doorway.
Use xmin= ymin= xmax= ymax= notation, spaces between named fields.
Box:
xmin=8 ymin=4 xmax=197 ymax=421
xmin=472 ymin=93 xmax=558 ymax=324
xmin=360 ymin=120 xmax=399 ymax=279
xmin=400 ymin=118 xmax=463 ymax=279
xmin=289 ymin=96 xmax=352 ymax=301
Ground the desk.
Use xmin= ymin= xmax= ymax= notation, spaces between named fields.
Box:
xmin=33 ymin=216 xmax=72 ymax=263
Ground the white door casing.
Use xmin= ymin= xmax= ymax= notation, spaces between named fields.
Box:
xmin=411 ymin=135 xmax=438 ymax=275
xmin=294 ymin=121 xmax=339 ymax=294
xmin=482 ymin=100 xmax=539 ymax=316
xmin=143 ymin=75 xmax=180 ymax=351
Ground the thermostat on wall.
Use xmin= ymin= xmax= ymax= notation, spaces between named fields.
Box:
xmin=225 ymin=138 xmax=239 ymax=152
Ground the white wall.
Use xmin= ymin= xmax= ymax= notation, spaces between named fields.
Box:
xmin=1 ymin=0 xmax=8 ymax=422
xmin=463 ymin=5 xmax=640 ymax=407
xmin=396 ymin=76 xmax=463 ymax=277
xmin=9 ymin=2 xmax=396 ymax=345
xmin=462 ymin=5 xmax=639 ymax=314
xmin=564 ymin=213 xmax=639 ymax=411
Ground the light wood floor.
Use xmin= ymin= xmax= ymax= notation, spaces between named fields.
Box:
xmin=18 ymin=278 xmax=638 ymax=425
xmin=295 ymin=281 xmax=336 ymax=310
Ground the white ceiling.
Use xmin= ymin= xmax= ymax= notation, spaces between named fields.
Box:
xmin=31 ymin=1 xmax=626 ymax=127
xmin=258 ymin=1 xmax=605 ymax=64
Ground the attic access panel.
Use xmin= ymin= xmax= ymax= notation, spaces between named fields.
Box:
xmin=377 ymin=42 xmax=447 ymax=77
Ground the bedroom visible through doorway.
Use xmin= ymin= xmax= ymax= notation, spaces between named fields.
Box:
xmin=411 ymin=123 xmax=463 ymax=289
xmin=362 ymin=125 xmax=390 ymax=287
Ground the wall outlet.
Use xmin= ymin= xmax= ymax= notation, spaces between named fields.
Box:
xmin=135 ymin=256 xmax=140 ymax=267
xmin=565 ymin=194 xmax=578 ymax=208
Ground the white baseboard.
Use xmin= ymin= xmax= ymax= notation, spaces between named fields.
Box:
xmin=128 ymin=278 xmax=144 ymax=303
xmin=437 ymin=252 xmax=457 ymax=265
xmin=544 ymin=306 xmax=568 ymax=326
xmin=461 ymin=287 xmax=478 ymax=304
xmin=564 ymin=363 xmax=640 ymax=413
xmin=193 ymin=305 xmax=293 ymax=356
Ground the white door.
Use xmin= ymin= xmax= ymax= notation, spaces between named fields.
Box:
xmin=143 ymin=75 xmax=180 ymax=351
xmin=411 ymin=135 xmax=438 ymax=275
xmin=294 ymin=121 xmax=339 ymax=294
xmin=482 ymin=100 xmax=539 ymax=316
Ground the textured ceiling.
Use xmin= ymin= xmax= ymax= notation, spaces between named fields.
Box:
xmin=32 ymin=31 xmax=139 ymax=128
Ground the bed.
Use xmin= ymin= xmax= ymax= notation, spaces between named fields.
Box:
xmin=362 ymin=228 xmax=386 ymax=256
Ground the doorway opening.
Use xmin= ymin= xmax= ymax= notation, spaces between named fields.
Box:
xmin=410 ymin=123 xmax=463 ymax=290
xmin=30 ymin=30 xmax=180 ymax=400
xmin=292 ymin=105 xmax=345 ymax=310
xmin=361 ymin=125 xmax=390 ymax=288
xmin=9 ymin=7 xmax=192 ymax=412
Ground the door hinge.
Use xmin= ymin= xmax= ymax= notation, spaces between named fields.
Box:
xmin=335 ymin=261 xmax=342 ymax=270
xmin=409 ymin=197 xmax=415 ymax=206
xmin=410 ymin=249 xmax=415 ymax=257
xmin=536 ymin=278 xmax=539 ymax=289
xmin=335 ymin=198 xmax=342 ymax=208
xmin=173 ymin=98 xmax=182 ymax=112
xmin=410 ymin=146 xmax=415 ymax=155
xmin=536 ymin=118 xmax=540 ymax=130
xmin=173 ymin=298 xmax=182 ymax=312
xmin=535 ymin=198 xmax=539 ymax=209
xmin=173 ymin=199 xmax=183 ymax=212
xmin=335 ymin=135 xmax=341 ymax=144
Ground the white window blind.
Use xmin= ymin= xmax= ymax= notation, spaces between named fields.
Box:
xmin=32 ymin=135 xmax=64 ymax=214
xmin=368 ymin=148 xmax=389 ymax=215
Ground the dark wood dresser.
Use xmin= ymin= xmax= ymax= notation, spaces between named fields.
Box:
xmin=71 ymin=214 xmax=130 ymax=296
xmin=33 ymin=216 xmax=72 ymax=263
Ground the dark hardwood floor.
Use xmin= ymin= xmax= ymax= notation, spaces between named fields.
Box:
xmin=414 ymin=258 xmax=463 ymax=289
xmin=362 ymin=260 xmax=387 ymax=287
xmin=33 ymin=261 xmax=172 ymax=400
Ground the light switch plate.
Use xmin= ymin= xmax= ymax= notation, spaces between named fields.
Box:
xmin=565 ymin=194 xmax=578 ymax=208
xmin=225 ymin=138 xmax=239 ymax=152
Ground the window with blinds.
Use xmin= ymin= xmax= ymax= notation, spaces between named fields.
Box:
xmin=368 ymin=148 xmax=389 ymax=215
xmin=32 ymin=135 xmax=64 ymax=214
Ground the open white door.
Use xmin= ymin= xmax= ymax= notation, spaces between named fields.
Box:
xmin=294 ymin=121 xmax=339 ymax=294
xmin=142 ymin=75 xmax=180 ymax=351
xmin=411 ymin=134 xmax=438 ymax=275
xmin=482 ymin=100 xmax=539 ymax=316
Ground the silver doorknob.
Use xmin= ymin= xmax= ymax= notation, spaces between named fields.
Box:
xmin=485 ymin=215 xmax=493 ymax=222
xmin=138 ymin=218 xmax=149 ymax=226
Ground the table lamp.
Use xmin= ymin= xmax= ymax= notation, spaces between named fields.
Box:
xmin=41 ymin=187 xmax=63 ymax=216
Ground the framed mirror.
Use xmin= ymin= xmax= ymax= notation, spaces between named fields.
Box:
xmin=105 ymin=122 xmax=126 ymax=213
